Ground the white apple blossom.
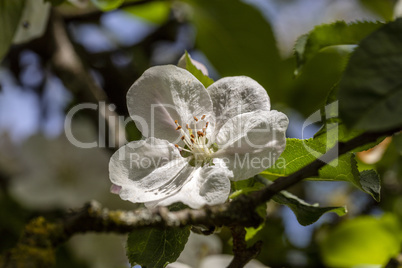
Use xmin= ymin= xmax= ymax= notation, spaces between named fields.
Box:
xmin=109 ymin=65 xmax=288 ymax=209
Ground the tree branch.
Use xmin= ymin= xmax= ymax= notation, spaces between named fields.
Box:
xmin=49 ymin=11 xmax=126 ymax=148
xmin=2 ymin=128 xmax=401 ymax=267
xmin=227 ymin=226 xmax=262 ymax=268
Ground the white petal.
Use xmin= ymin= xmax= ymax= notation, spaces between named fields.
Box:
xmin=146 ymin=159 xmax=232 ymax=209
xmin=109 ymin=137 xmax=195 ymax=203
xmin=207 ymin=76 xmax=270 ymax=135
xmin=214 ymin=110 xmax=288 ymax=181
xmin=127 ymin=65 xmax=214 ymax=144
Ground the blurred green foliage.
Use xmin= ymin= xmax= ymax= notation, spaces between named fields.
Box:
xmin=320 ymin=214 xmax=402 ymax=267
xmin=0 ymin=0 xmax=26 ymax=61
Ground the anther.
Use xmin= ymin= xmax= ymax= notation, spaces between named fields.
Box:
xmin=174 ymin=120 xmax=178 ymax=124
xmin=181 ymin=136 xmax=185 ymax=140
xmin=186 ymin=124 xmax=189 ymax=129
xmin=205 ymin=122 xmax=209 ymax=128
xmin=197 ymin=131 xmax=204 ymax=137
xmin=191 ymin=134 xmax=195 ymax=138
xmin=176 ymin=125 xmax=182 ymax=130
xmin=194 ymin=116 xmax=198 ymax=121
xmin=201 ymin=114 xmax=206 ymax=120
xmin=175 ymin=144 xmax=179 ymax=148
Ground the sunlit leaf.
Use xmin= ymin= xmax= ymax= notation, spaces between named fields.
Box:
xmin=261 ymin=138 xmax=381 ymax=201
xmin=125 ymin=1 xmax=170 ymax=25
xmin=91 ymin=0 xmax=124 ymax=11
xmin=181 ymin=51 xmax=214 ymax=88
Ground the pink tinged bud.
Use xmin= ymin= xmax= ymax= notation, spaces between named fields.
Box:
xmin=110 ymin=184 xmax=122 ymax=194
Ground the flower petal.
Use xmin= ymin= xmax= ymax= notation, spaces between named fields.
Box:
xmin=127 ymin=65 xmax=214 ymax=144
xmin=109 ymin=137 xmax=195 ymax=203
xmin=207 ymin=76 xmax=270 ymax=135
xmin=214 ymin=110 xmax=288 ymax=181
xmin=146 ymin=159 xmax=232 ymax=209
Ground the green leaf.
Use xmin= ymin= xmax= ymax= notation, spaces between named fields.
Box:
xmin=244 ymin=204 xmax=266 ymax=241
xmin=261 ymin=138 xmax=381 ymax=201
xmin=273 ymin=190 xmax=347 ymax=226
xmin=294 ymin=20 xmax=383 ymax=75
xmin=183 ymin=51 xmax=214 ymax=88
xmin=186 ymin=0 xmax=281 ymax=92
xmin=245 ymin=223 xmax=264 ymax=242
xmin=320 ymin=214 xmax=402 ymax=267
xmin=125 ymin=1 xmax=170 ymax=25
xmin=256 ymin=177 xmax=347 ymax=226
xmin=126 ymin=226 xmax=190 ymax=268
xmin=231 ymin=179 xmax=267 ymax=240
xmin=358 ymin=169 xmax=381 ymax=201
xmin=315 ymin=85 xmax=385 ymax=152
xmin=339 ymin=19 xmax=402 ymax=132
xmin=233 ymin=177 xmax=346 ymax=226
xmin=0 ymin=0 xmax=26 ymax=62
xmin=230 ymin=178 xmax=265 ymax=199
xmin=176 ymin=51 xmax=215 ymax=88
xmin=290 ymin=45 xmax=353 ymax=116
xmin=90 ymin=0 xmax=124 ymax=11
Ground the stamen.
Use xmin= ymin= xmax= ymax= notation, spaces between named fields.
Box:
xmin=172 ymin=117 xmax=214 ymax=165
xmin=175 ymin=144 xmax=192 ymax=153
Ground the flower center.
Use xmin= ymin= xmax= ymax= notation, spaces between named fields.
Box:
xmin=174 ymin=115 xmax=215 ymax=166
